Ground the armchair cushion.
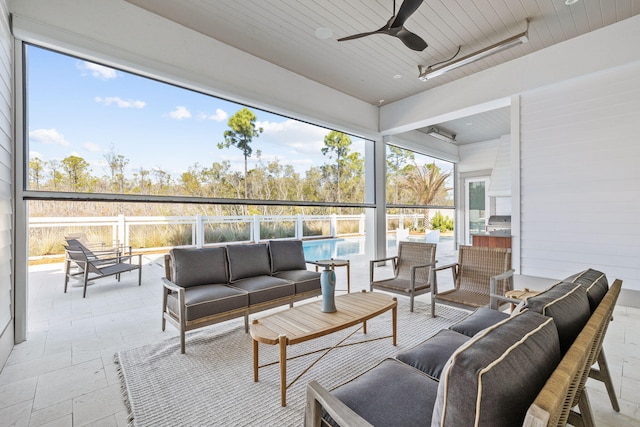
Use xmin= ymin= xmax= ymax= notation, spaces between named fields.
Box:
xmin=328 ymin=358 xmax=439 ymax=427
xmin=170 ymin=247 xmax=228 ymax=288
xmin=449 ymin=307 xmax=509 ymax=337
xmin=396 ymin=329 xmax=470 ymax=379
xmin=563 ymin=268 xmax=609 ymax=312
xmin=521 ymin=281 xmax=591 ymax=354
xmin=226 ymin=244 xmax=271 ymax=282
xmin=432 ymin=311 xmax=561 ymax=427
xmin=268 ymin=239 xmax=307 ymax=273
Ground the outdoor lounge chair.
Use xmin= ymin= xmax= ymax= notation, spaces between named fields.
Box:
xmin=431 ymin=245 xmax=513 ymax=317
xmin=370 ymin=241 xmax=437 ymax=312
xmin=64 ymin=247 xmax=142 ymax=297
xmin=65 ymin=232 xmax=132 ymax=258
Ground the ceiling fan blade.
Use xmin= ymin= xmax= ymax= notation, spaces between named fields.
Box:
xmin=337 ymin=30 xmax=383 ymax=42
xmin=396 ymin=28 xmax=428 ymax=51
xmin=390 ymin=0 xmax=424 ymax=28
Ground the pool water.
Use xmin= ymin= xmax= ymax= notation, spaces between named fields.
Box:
xmin=302 ymin=235 xmax=451 ymax=260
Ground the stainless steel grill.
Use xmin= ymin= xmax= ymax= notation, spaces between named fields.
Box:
xmin=486 ymin=215 xmax=511 ymax=236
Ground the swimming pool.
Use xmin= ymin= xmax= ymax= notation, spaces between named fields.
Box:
xmin=302 ymin=234 xmax=451 ymax=260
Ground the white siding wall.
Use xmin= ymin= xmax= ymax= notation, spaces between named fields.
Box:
xmin=0 ymin=0 xmax=13 ymax=368
xmin=520 ymin=62 xmax=640 ymax=291
xmin=457 ymin=139 xmax=500 ymax=173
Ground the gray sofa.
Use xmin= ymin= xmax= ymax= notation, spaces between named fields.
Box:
xmin=162 ymin=239 xmax=321 ymax=353
xmin=306 ymin=269 xmax=620 ymax=427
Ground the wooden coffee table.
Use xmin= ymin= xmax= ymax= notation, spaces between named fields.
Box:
xmin=250 ymin=291 xmax=397 ymax=406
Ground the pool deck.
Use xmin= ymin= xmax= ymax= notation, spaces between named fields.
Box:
xmin=4 ymin=240 xmax=638 ymax=426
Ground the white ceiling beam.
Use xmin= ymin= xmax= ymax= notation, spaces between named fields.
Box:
xmin=380 ymin=14 xmax=640 ymax=135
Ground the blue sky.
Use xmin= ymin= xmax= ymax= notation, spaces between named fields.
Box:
xmin=26 ymin=45 xmax=366 ymax=179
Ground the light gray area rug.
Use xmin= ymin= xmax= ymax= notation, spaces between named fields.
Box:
xmin=115 ymin=301 xmax=469 ymax=426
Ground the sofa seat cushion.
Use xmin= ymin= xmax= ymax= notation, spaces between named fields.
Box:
xmin=432 ymin=311 xmax=561 ymax=427
xmin=449 ymin=307 xmax=509 ymax=337
xmin=226 ymin=244 xmax=271 ymax=282
xmin=230 ymin=276 xmax=295 ymax=306
xmin=273 ymin=269 xmax=321 ymax=294
xmin=327 ymin=358 xmax=439 ymax=427
xmin=167 ymin=284 xmax=248 ymax=322
xmin=396 ymin=329 xmax=470 ymax=379
xmin=170 ymin=247 xmax=228 ymax=288
xmin=563 ymin=268 xmax=609 ymax=312
xmin=268 ymin=240 xmax=308 ymax=272
xmin=521 ymin=281 xmax=591 ymax=354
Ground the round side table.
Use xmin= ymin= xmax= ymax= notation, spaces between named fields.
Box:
xmin=314 ymin=258 xmax=350 ymax=293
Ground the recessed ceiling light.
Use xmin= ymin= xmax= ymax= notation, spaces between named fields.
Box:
xmin=565 ymin=0 xmax=579 ymax=5
xmin=393 ymin=74 xmax=402 ymax=79
xmin=315 ymin=27 xmax=333 ymax=39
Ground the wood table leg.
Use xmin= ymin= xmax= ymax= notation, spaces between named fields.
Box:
xmin=346 ymin=260 xmax=351 ymax=293
xmin=392 ymin=299 xmax=397 ymax=346
xmin=253 ymin=338 xmax=259 ymax=382
xmin=279 ymin=334 xmax=287 ymax=407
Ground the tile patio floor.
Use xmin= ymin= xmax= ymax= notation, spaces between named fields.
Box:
xmin=1 ymin=243 xmax=639 ymax=426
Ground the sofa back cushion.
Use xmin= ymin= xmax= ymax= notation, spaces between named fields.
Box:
xmin=268 ymin=240 xmax=307 ymax=273
xmin=522 ymin=281 xmax=591 ymax=354
xmin=431 ymin=311 xmax=561 ymax=427
xmin=563 ymin=268 xmax=609 ymax=312
xmin=170 ymin=247 xmax=228 ymax=288
xmin=226 ymin=243 xmax=271 ymax=282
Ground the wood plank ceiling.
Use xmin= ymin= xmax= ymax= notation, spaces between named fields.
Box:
xmin=125 ymin=0 xmax=639 ymax=142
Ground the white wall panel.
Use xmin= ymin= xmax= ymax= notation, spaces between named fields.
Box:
xmin=0 ymin=0 xmax=12 ymax=369
xmin=520 ymin=61 xmax=640 ymax=290
xmin=458 ymin=139 xmax=500 ymax=173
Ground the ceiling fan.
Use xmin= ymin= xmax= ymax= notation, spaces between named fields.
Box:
xmin=337 ymin=0 xmax=427 ymax=51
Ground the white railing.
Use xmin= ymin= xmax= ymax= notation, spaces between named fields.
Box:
xmin=28 ymin=211 xmax=451 ymax=256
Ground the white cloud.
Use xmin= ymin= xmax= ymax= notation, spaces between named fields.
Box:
xmin=198 ymin=108 xmax=228 ymax=122
xmin=83 ymin=142 xmax=102 ymax=153
xmin=95 ymin=96 xmax=146 ymax=109
xmin=169 ymin=106 xmax=192 ymax=120
xmin=29 ymin=151 xmax=42 ymax=159
xmin=29 ymin=129 xmax=71 ymax=146
xmin=256 ymin=119 xmax=327 ymax=155
xmin=77 ymin=61 xmax=118 ymax=80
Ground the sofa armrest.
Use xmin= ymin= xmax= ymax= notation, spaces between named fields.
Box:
xmin=489 ymin=268 xmax=515 ymax=310
xmin=161 ymin=277 xmax=184 ymax=294
xmin=305 ymin=381 xmax=373 ymax=427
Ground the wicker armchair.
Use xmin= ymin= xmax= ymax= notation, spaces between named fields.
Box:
xmin=370 ymin=241 xmax=436 ymax=312
xmin=431 ymin=245 xmax=513 ymax=317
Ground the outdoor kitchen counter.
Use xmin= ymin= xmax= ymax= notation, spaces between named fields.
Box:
xmin=471 ymin=233 xmax=512 ymax=248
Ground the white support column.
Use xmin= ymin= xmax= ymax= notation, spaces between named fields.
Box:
xmin=117 ymin=213 xmax=126 ymax=248
xmin=253 ymin=215 xmax=261 ymax=242
xmin=296 ymin=214 xmax=303 ymax=239
xmin=365 ymin=137 xmax=387 ymax=260
xmin=195 ymin=214 xmax=204 ymax=248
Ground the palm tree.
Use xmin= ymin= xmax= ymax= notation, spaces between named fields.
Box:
xmin=402 ymin=161 xmax=452 ymax=229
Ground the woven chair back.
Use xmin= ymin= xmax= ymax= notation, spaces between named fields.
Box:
xmin=395 ymin=241 xmax=436 ymax=283
xmin=456 ymin=246 xmax=511 ymax=293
